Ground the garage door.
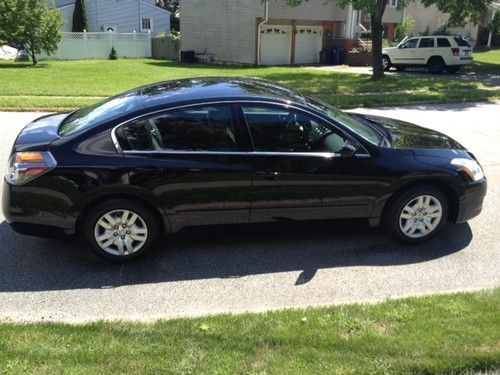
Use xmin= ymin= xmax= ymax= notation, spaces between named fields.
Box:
xmin=260 ymin=25 xmax=292 ymax=65
xmin=295 ymin=26 xmax=323 ymax=64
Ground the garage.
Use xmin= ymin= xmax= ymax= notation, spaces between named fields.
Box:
xmin=294 ymin=26 xmax=323 ymax=64
xmin=260 ymin=25 xmax=292 ymax=65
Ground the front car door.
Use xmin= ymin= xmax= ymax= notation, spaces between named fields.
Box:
xmin=238 ymin=103 xmax=380 ymax=223
xmin=392 ymin=37 xmax=420 ymax=65
xmin=117 ymin=103 xmax=252 ymax=232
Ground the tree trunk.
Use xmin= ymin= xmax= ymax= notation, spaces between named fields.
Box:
xmin=371 ymin=0 xmax=388 ymax=80
xmin=29 ymin=46 xmax=37 ymax=66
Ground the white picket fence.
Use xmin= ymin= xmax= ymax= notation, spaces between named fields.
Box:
xmin=39 ymin=32 xmax=152 ymax=60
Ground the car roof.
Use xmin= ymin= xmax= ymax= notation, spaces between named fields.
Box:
xmin=135 ymin=77 xmax=307 ymax=108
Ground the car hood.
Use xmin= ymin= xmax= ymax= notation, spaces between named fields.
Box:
xmin=382 ymin=47 xmax=398 ymax=53
xmin=355 ymin=113 xmax=465 ymax=150
xmin=13 ymin=113 xmax=67 ymax=152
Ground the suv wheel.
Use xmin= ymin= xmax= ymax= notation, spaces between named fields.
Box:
xmin=445 ymin=65 xmax=461 ymax=74
xmin=428 ymin=57 xmax=445 ymax=74
xmin=382 ymin=55 xmax=391 ymax=71
xmin=383 ymin=185 xmax=448 ymax=244
xmin=83 ymin=199 xmax=160 ymax=262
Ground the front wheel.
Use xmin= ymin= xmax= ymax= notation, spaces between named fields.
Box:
xmin=83 ymin=199 xmax=160 ymax=262
xmin=382 ymin=56 xmax=391 ymax=71
xmin=383 ymin=185 xmax=448 ymax=244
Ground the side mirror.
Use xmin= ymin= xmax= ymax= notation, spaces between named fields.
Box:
xmin=339 ymin=140 xmax=358 ymax=158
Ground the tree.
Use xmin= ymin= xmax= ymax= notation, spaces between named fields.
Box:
xmin=156 ymin=0 xmax=180 ymax=31
xmin=395 ymin=15 xmax=415 ymax=40
xmin=280 ymin=0 xmax=493 ymax=80
xmin=489 ymin=11 xmax=500 ymax=37
xmin=72 ymin=0 xmax=89 ymax=32
xmin=0 ymin=0 xmax=63 ymax=65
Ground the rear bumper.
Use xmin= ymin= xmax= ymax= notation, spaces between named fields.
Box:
xmin=455 ymin=178 xmax=487 ymax=224
xmin=2 ymin=179 xmax=77 ymax=237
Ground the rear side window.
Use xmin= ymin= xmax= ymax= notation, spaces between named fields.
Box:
xmin=454 ymin=37 xmax=471 ymax=47
xmin=437 ymin=38 xmax=451 ymax=47
xmin=59 ymin=94 xmax=143 ymax=136
xmin=419 ymin=38 xmax=435 ymax=48
xmin=121 ymin=105 xmax=238 ymax=152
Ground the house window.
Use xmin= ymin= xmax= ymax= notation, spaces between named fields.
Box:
xmin=387 ymin=0 xmax=398 ymax=8
xmin=141 ymin=18 xmax=152 ymax=32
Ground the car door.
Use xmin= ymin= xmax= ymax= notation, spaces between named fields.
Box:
xmin=117 ymin=103 xmax=252 ymax=232
xmin=392 ymin=37 xmax=419 ymax=65
xmin=417 ymin=37 xmax=437 ymax=65
xmin=238 ymin=103 xmax=380 ymax=223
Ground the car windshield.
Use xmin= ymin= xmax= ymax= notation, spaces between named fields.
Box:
xmin=305 ymin=96 xmax=383 ymax=145
xmin=59 ymin=93 xmax=143 ymax=136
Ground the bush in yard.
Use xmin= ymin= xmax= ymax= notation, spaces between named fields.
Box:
xmin=395 ymin=16 xmax=415 ymax=40
xmin=72 ymin=0 xmax=89 ymax=32
xmin=0 ymin=0 xmax=63 ymax=66
xmin=109 ymin=47 xmax=118 ymax=60
xmin=489 ymin=11 xmax=500 ymax=37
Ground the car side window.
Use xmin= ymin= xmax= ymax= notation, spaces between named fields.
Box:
xmin=437 ymin=38 xmax=451 ymax=47
xmin=121 ymin=105 xmax=238 ymax=152
xmin=241 ymin=105 xmax=347 ymax=153
xmin=401 ymin=38 xmax=418 ymax=49
xmin=419 ymin=38 xmax=435 ymax=48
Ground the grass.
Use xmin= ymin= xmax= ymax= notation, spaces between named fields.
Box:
xmin=467 ymin=48 xmax=500 ymax=74
xmin=0 ymin=289 xmax=499 ymax=374
xmin=0 ymin=59 xmax=498 ymax=112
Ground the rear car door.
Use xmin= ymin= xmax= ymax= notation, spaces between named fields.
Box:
xmin=238 ymin=103 xmax=379 ymax=223
xmin=418 ymin=37 xmax=437 ymax=65
xmin=117 ymin=103 xmax=252 ymax=232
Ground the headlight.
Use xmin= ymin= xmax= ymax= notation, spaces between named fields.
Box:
xmin=451 ymin=158 xmax=484 ymax=182
xmin=5 ymin=151 xmax=57 ymax=185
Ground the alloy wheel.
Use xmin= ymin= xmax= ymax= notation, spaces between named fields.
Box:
xmin=398 ymin=195 xmax=443 ymax=239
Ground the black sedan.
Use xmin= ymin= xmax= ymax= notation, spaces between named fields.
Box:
xmin=2 ymin=78 xmax=487 ymax=261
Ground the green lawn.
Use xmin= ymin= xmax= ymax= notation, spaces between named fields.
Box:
xmin=467 ymin=48 xmax=500 ymax=74
xmin=1 ymin=289 xmax=499 ymax=374
xmin=0 ymin=59 xmax=498 ymax=111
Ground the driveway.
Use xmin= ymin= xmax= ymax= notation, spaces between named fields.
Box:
xmin=0 ymin=103 xmax=499 ymax=323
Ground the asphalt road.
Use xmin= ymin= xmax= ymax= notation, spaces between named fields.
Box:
xmin=0 ymin=103 xmax=499 ymax=323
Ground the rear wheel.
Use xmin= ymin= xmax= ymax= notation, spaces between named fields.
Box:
xmin=445 ymin=65 xmax=461 ymax=74
xmin=83 ymin=199 xmax=159 ymax=262
xmin=428 ymin=57 xmax=445 ymax=74
xmin=382 ymin=55 xmax=391 ymax=71
xmin=383 ymin=185 xmax=448 ymax=244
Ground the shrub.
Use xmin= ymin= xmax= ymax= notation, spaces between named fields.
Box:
xmin=109 ymin=47 xmax=117 ymax=60
xmin=395 ymin=16 xmax=415 ymax=40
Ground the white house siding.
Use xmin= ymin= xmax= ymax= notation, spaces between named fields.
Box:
xmin=57 ymin=0 xmax=170 ymax=34
xmin=382 ymin=7 xmax=403 ymax=23
xmin=59 ymin=4 xmax=75 ymax=32
xmin=267 ymin=1 xmax=348 ymax=21
xmin=180 ymin=0 xmax=263 ymax=64
xmin=405 ymin=2 xmax=479 ymax=43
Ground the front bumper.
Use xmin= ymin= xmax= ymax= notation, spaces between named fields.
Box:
xmin=455 ymin=178 xmax=487 ymax=224
xmin=2 ymin=179 xmax=76 ymax=237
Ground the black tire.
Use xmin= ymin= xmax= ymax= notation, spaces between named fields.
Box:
xmin=445 ymin=65 xmax=461 ymax=74
xmin=428 ymin=57 xmax=445 ymax=74
xmin=383 ymin=185 xmax=448 ymax=244
xmin=83 ymin=199 xmax=160 ymax=262
xmin=395 ymin=65 xmax=406 ymax=72
xmin=382 ymin=55 xmax=391 ymax=71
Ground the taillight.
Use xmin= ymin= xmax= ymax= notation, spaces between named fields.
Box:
xmin=5 ymin=151 xmax=56 ymax=185
xmin=451 ymin=48 xmax=459 ymax=56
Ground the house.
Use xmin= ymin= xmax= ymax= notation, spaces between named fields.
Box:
xmin=405 ymin=1 xmax=500 ymax=47
xmin=55 ymin=0 xmax=170 ymax=34
xmin=180 ymin=0 xmax=403 ymax=65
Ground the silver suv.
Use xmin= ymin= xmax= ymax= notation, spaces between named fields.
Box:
xmin=382 ymin=36 xmax=473 ymax=74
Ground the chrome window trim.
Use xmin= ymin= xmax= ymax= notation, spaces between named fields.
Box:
xmin=122 ymin=150 xmax=371 ymax=158
xmin=111 ymin=99 xmax=372 ymax=157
